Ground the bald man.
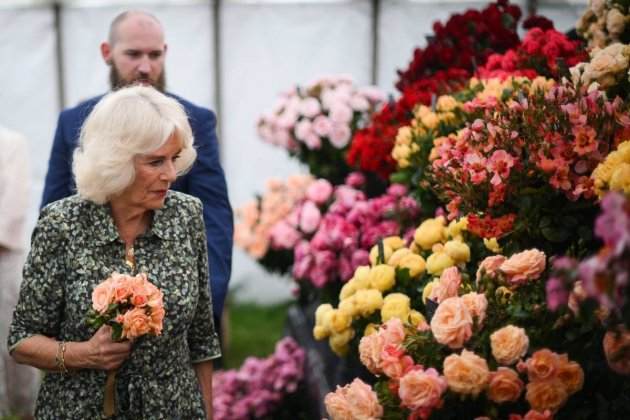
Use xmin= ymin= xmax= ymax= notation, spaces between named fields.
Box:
xmin=41 ymin=11 xmax=233 ymax=360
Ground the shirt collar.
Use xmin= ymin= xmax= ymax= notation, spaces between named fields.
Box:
xmin=87 ymin=191 xmax=180 ymax=245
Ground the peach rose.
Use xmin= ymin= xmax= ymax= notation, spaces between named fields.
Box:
xmin=429 ymin=266 xmax=461 ymax=303
xmin=379 ymin=318 xmax=406 ymax=348
xmin=149 ymin=305 xmax=165 ymax=335
xmin=381 ymin=345 xmax=414 ymax=380
xmin=91 ymin=278 xmax=115 ymax=313
xmin=525 ymin=379 xmax=568 ymax=413
xmin=122 ymin=307 xmax=151 ymax=339
xmin=524 ymin=349 xmax=559 ymax=382
xmin=443 ymin=350 xmax=490 ymax=396
xmin=325 ymin=379 xmax=383 ymax=420
xmin=461 ymin=292 xmax=488 ymax=327
xmin=499 ymin=249 xmax=546 ymax=286
xmin=111 ymin=273 xmax=134 ymax=303
xmin=490 ymin=325 xmax=529 ymax=365
xmin=556 ymin=357 xmax=584 ymax=394
xmin=603 ymin=328 xmax=630 ymax=375
xmin=476 ymin=255 xmax=506 ymax=283
xmin=487 ymin=367 xmax=524 ymax=403
xmin=359 ymin=333 xmax=384 ymax=374
xmin=399 ymin=367 xmax=447 ymax=410
xmin=430 ymin=297 xmax=473 ymax=349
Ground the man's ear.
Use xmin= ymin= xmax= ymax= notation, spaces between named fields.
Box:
xmin=163 ymin=43 xmax=168 ymax=56
xmin=100 ymin=42 xmax=112 ymax=64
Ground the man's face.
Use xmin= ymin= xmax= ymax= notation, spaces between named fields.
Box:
xmin=103 ymin=15 xmax=167 ymax=91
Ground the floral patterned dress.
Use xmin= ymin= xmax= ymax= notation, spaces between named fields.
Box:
xmin=7 ymin=191 xmax=221 ymax=419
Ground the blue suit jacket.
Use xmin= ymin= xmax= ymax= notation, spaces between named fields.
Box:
xmin=41 ymin=93 xmax=233 ymax=321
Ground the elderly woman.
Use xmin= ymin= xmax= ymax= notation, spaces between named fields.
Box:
xmin=8 ymin=86 xmax=220 ymax=419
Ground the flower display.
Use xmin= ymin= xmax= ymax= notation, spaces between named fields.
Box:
xmin=347 ymin=0 xmax=523 ymax=180
xmin=212 ymin=337 xmax=305 ymax=420
xmin=257 ymin=75 xmax=385 ymax=184
xmin=577 ymin=0 xmax=630 ymax=50
xmin=87 ymin=272 xmax=164 ymax=340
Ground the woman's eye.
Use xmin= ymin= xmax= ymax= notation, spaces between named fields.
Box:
xmin=149 ymin=159 xmax=163 ymax=167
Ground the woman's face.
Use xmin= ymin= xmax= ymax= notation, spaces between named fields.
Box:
xmin=116 ymin=133 xmax=182 ymax=211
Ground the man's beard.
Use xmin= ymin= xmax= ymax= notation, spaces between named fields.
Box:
xmin=109 ymin=64 xmax=166 ymax=92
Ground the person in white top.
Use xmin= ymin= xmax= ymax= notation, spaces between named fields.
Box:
xmin=0 ymin=125 xmax=38 ymax=418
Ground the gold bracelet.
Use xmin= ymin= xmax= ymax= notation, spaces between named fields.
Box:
xmin=55 ymin=341 xmax=68 ymax=374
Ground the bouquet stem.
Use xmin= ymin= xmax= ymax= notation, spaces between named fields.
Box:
xmin=103 ymin=370 xmax=117 ymax=417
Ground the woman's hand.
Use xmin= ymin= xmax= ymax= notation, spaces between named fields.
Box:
xmin=76 ymin=325 xmax=133 ymax=371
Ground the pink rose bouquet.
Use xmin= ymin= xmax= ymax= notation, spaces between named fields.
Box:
xmin=87 ymin=272 xmax=164 ymax=341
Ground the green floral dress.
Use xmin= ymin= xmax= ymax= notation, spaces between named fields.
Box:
xmin=7 ymin=191 xmax=221 ymax=419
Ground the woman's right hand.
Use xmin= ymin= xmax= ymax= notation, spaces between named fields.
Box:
xmin=80 ymin=325 xmax=133 ymax=371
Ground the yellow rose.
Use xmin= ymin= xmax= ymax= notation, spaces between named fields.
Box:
xmin=444 ymin=240 xmax=471 ymax=264
xmin=338 ymin=296 xmax=358 ymax=318
xmin=354 ymin=289 xmax=384 ymax=317
xmin=483 ymin=237 xmax=502 ymax=253
xmin=395 ymin=126 xmax=413 ymax=146
xmin=364 ymin=323 xmax=378 ymax=336
xmin=329 ymin=329 xmax=354 ymax=356
xmin=339 ymin=280 xmax=357 ymax=300
xmin=421 ymin=112 xmax=440 ymax=130
xmin=408 ymin=310 xmax=427 ymax=329
xmin=353 ymin=265 xmax=372 ymax=289
xmin=315 ymin=303 xmax=333 ymax=326
xmin=313 ymin=325 xmax=328 ymax=340
xmin=422 ymin=279 xmax=439 ymax=304
xmin=387 ymin=247 xmax=413 ymax=267
xmin=329 ymin=309 xmax=352 ymax=334
xmin=381 ymin=293 xmax=411 ymax=322
xmin=368 ymin=264 xmax=396 ymax=292
xmin=383 ymin=236 xmax=405 ymax=251
xmin=436 ymin=95 xmax=459 ymax=112
xmin=609 ymin=162 xmax=630 ymax=194
xmin=426 ymin=251 xmax=455 ymax=275
xmin=446 ymin=217 xmax=468 ymax=238
xmin=397 ymin=253 xmax=427 ymax=277
xmin=369 ymin=244 xmax=393 ymax=265
xmin=414 ymin=217 xmax=447 ymax=250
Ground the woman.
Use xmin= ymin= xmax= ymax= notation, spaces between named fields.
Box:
xmin=8 ymin=86 xmax=220 ymax=419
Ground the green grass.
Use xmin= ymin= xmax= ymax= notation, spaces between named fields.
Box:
xmin=223 ymin=301 xmax=291 ymax=369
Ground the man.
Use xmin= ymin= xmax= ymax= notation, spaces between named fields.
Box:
xmin=1 ymin=125 xmax=38 ymax=418
xmin=41 ymin=11 xmax=233 ymax=355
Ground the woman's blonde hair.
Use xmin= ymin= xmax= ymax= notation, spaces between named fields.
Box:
xmin=73 ymin=85 xmax=196 ymax=204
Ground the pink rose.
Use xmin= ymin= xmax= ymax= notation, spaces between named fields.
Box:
xmin=379 ymin=317 xmax=406 ymax=348
xmin=443 ymin=350 xmax=490 ymax=397
xmin=461 ymin=292 xmax=488 ymax=327
xmin=380 ymin=344 xmax=414 ymax=380
xmin=329 ymin=103 xmax=354 ymax=123
xmin=399 ymin=367 xmax=447 ymax=410
xmin=500 ymin=249 xmax=546 ymax=286
xmin=476 ymin=255 xmax=506 ymax=283
xmin=269 ymin=221 xmax=301 ymax=249
xmin=303 ymin=133 xmax=322 ymax=150
xmin=430 ymin=266 xmax=461 ymax=303
xmin=92 ymin=278 xmax=115 ymax=313
xmin=329 ymin=123 xmax=352 ymax=148
xmin=359 ymin=333 xmax=384 ymax=374
xmin=294 ymin=119 xmax=313 ymax=141
xmin=299 ymin=97 xmax=321 ymax=118
xmin=298 ymin=201 xmax=322 ymax=233
xmin=312 ymin=115 xmax=333 ymax=137
xmin=430 ymin=297 xmax=473 ymax=349
xmin=306 ymin=179 xmax=333 ymax=205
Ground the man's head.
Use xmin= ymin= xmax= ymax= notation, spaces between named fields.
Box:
xmin=101 ymin=11 xmax=167 ymax=91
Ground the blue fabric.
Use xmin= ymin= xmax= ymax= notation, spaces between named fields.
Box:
xmin=41 ymin=93 xmax=233 ymax=320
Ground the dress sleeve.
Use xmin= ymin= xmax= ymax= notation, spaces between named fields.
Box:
xmin=187 ymin=199 xmax=222 ymax=363
xmin=7 ymin=207 xmax=67 ymax=353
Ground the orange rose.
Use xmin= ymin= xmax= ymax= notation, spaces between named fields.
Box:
xmin=461 ymin=292 xmax=488 ymax=327
xmin=499 ymin=249 xmax=546 ymax=286
xmin=149 ymin=305 xmax=165 ymax=335
xmin=525 ymin=379 xmax=568 ymax=413
xmin=443 ymin=350 xmax=490 ymax=396
xmin=556 ymin=356 xmax=584 ymax=394
xmin=430 ymin=297 xmax=473 ymax=349
xmin=603 ymin=328 xmax=630 ymax=375
xmin=122 ymin=307 xmax=151 ymax=339
xmin=91 ymin=278 xmax=115 ymax=313
xmin=111 ymin=273 xmax=134 ymax=303
xmin=490 ymin=325 xmax=529 ymax=365
xmin=525 ymin=349 xmax=559 ymax=382
xmin=486 ymin=367 xmax=524 ymax=403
